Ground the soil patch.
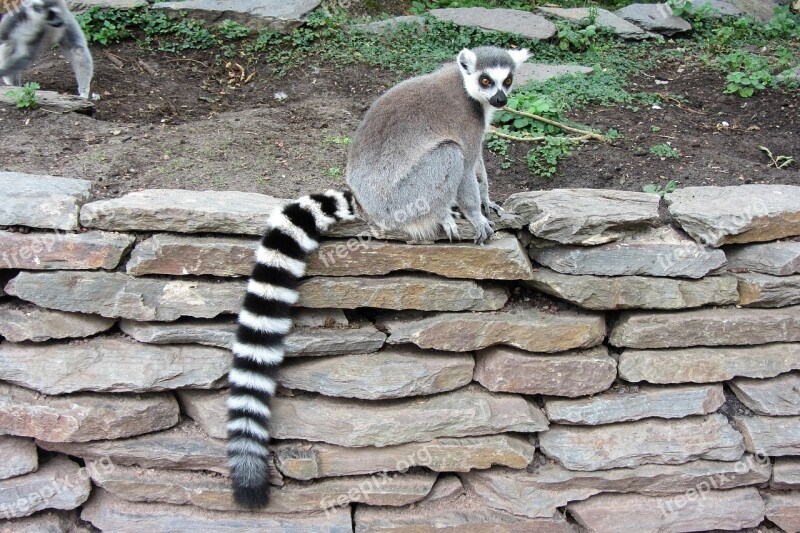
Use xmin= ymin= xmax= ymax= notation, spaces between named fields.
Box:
xmin=1 ymin=41 xmax=797 ymax=202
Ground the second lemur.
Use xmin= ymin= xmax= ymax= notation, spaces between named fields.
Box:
xmin=227 ymin=45 xmax=530 ymax=508
xmin=0 ymin=0 xmax=94 ymax=98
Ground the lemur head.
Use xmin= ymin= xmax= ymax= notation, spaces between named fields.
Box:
xmin=27 ymin=0 xmax=64 ymax=27
xmin=457 ymin=46 xmax=530 ymax=108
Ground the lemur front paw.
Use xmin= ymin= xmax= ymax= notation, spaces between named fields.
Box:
xmin=483 ymin=200 xmax=504 ymax=216
xmin=471 ymin=215 xmax=494 ymax=245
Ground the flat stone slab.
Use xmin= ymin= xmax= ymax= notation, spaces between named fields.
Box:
xmin=81 ymin=489 xmax=352 ymax=533
xmin=568 ymin=487 xmax=765 ymax=532
xmin=0 ymin=510 xmax=77 ymax=533
xmin=119 ymin=317 xmax=386 ymax=357
xmin=537 ymin=7 xmax=651 ymax=39
xmin=274 ymin=434 xmax=535 ymax=480
xmin=474 ymin=346 xmax=616 ymax=397
xmin=544 ymin=384 xmax=725 ymax=425
xmin=184 ymin=385 xmax=547 ymax=446
xmin=614 ymin=3 xmax=692 ymax=35
xmin=308 ymin=232 xmax=535 ymax=280
xmin=355 ymin=495 xmax=576 ymax=533
xmin=618 ymin=344 xmax=800 ymax=383
xmin=725 ymin=240 xmax=800 ymax=275
xmin=736 ymin=272 xmax=800 ymax=307
xmin=381 ymin=309 xmax=605 ymax=353
xmin=0 ymin=436 xmax=37 ymax=480
xmin=125 ymin=233 xmax=257 ymax=277
xmin=327 ymin=209 xmax=524 ymax=241
xmin=0 ymin=456 xmax=91 ymax=519
xmin=734 ymin=415 xmax=800 ymax=456
xmin=0 ymin=337 xmax=229 ymax=394
xmin=529 ymin=226 xmax=726 ymax=278
xmin=538 ymin=414 xmax=744 ymax=471
xmin=0 ymin=230 xmax=134 ymax=270
xmin=276 ymin=346 xmax=474 ymax=399
xmin=430 ymin=7 xmax=556 ymax=40
xmin=731 ymin=373 xmax=800 ymax=416
xmin=297 ymin=275 xmax=508 ymax=311
xmin=525 ymin=268 xmax=738 ymax=310
xmin=5 ymin=271 xmax=243 ymax=321
xmin=0 ymin=302 xmax=115 ymax=342
xmin=515 ymin=63 xmax=594 ymax=86
xmin=91 ymin=464 xmax=436 ymax=512
xmin=665 ymin=185 xmax=800 ymax=247
xmin=67 ymin=0 xmax=146 ymax=11
xmin=0 ymin=172 xmax=92 ymax=230
xmin=272 ymin=385 xmax=548 ymax=447
xmin=763 ymin=490 xmax=800 ymax=533
xmin=79 ymin=189 xmax=286 ymax=234
xmin=154 ymin=0 xmax=320 ymax=31
xmin=38 ymin=422 xmax=230 ymax=474
xmin=464 ymin=456 xmax=769 ymax=518
xmin=2 ymin=86 xmax=95 ymax=113
xmin=126 ymin=231 xmax=533 ymax=281
xmin=351 ymin=15 xmax=425 ymax=35
xmin=505 ymin=189 xmax=661 ymax=245
xmin=0 ymin=382 xmax=179 ymax=442
xmin=695 ymin=0 xmax=744 ymax=17
xmin=610 ymin=306 xmax=800 ymax=348
xmin=773 ymin=458 xmax=800 ymax=489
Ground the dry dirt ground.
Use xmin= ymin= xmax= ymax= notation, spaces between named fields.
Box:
xmin=0 ymin=41 xmax=797 ymax=202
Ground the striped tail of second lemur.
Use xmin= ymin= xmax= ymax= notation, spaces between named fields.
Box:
xmin=227 ymin=189 xmax=357 ymax=508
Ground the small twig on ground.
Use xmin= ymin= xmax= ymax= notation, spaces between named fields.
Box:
xmin=489 ymin=128 xmax=594 ymax=144
xmin=500 ymin=106 xmax=606 ymax=141
xmin=105 ymin=53 xmax=124 ymax=69
xmin=138 ymin=59 xmax=158 ymax=77
xmin=166 ymin=58 xmax=212 ymax=69
xmin=654 ymin=92 xmax=706 ymax=115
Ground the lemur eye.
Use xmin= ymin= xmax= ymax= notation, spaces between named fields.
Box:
xmin=479 ymin=76 xmax=492 ymax=87
xmin=503 ymin=76 xmax=513 ymax=87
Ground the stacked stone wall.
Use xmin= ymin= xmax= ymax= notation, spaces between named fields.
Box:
xmin=1 ymin=171 xmax=799 ymax=531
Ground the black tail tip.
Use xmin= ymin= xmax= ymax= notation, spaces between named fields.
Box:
xmin=233 ymin=483 xmax=270 ymax=509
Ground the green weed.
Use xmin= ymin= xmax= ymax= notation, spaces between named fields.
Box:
xmin=650 ymin=143 xmax=680 ymax=159
xmin=525 ymin=137 xmax=575 ymax=178
xmin=643 ymin=179 xmax=678 ymax=196
xmin=6 ymin=82 xmax=40 ymax=109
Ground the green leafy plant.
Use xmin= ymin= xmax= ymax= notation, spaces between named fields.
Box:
xmin=6 ymin=82 xmax=40 ymax=109
xmin=327 ymin=166 xmax=343 ymax=178
xmin=650 ymin=143 xmax=680 ymax=159
xmin=526 ymin=136 xmax=574 ymax=178
xmin=724 ymin=69 xmax=772 ymax=97
xmin=759 ymin=145 xmax=796 ymax=169
xmin=643 ymin=179 xmax=678 ymax=196
xmin=218 ymin=20 xmax=250 ymax=40
xmin=762 ymin=6 xmax=800 ymax=39
xmin=76 ymin=7 xmax=135 ymax=44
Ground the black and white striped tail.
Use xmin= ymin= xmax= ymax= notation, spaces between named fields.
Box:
xmin=227 ymin=189 xmax=357 ymax=508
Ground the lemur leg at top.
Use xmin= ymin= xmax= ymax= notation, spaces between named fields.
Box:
xmin=475 ymin=154 xmax=504 ymax=215
xmin=457 ymin=154 xmax=494 ymax=244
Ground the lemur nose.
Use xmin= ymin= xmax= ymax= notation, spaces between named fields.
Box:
xmin=489 ymin=92 xmax=507 ymax=108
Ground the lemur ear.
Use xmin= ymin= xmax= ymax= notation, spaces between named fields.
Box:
xmin=507 ymin=48 xmax=531 ymax=69
xmin=457 ymin=48 xmax=478 ymax=74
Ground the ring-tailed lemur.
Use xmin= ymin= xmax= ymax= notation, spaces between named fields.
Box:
xmin=0 ymin=0 xmax=94 ymax=98
xmin=227 ymin=45 xmax=530 ymax=508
